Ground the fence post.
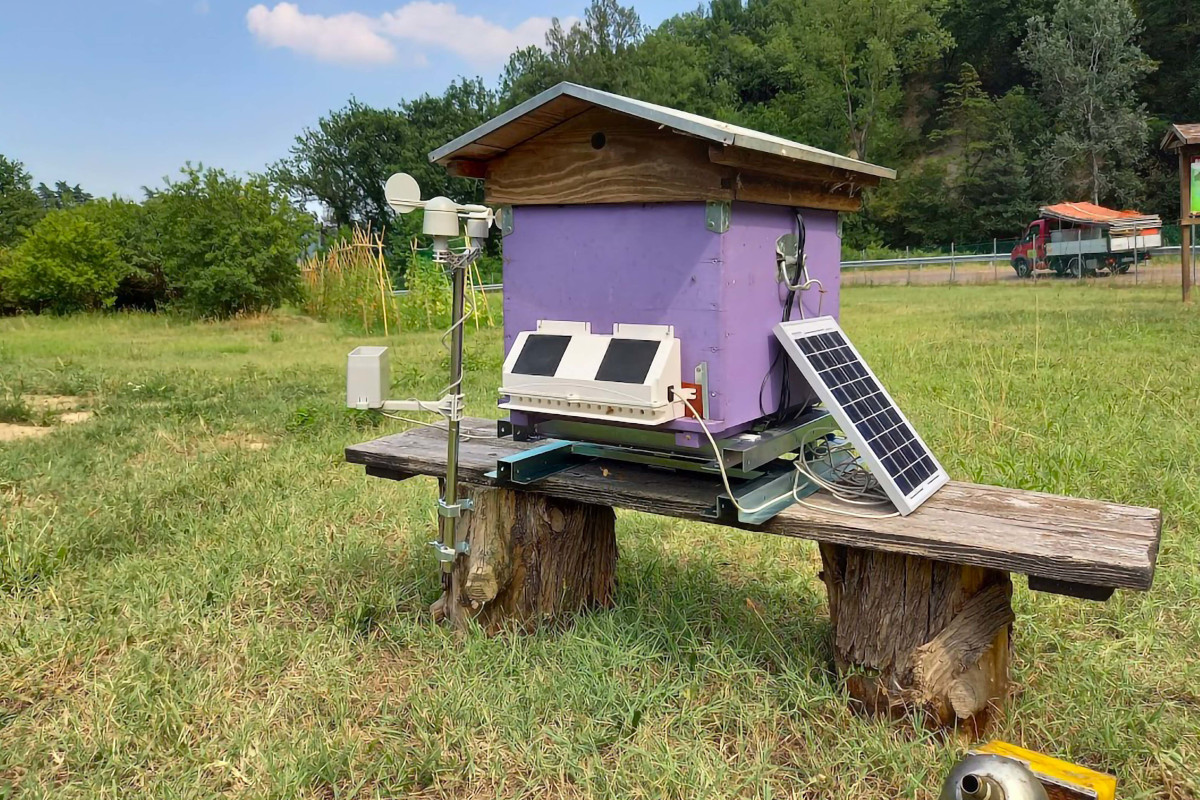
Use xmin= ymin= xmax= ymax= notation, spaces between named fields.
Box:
xmin=992 ymin=238 xmax=998 ymax=282
xmin=1134 ymin=234 xmax=1139 ymax=285
xmin=950 ymin=242 xmax=956 ymax=284
xmin=906 ymin=246 xmax=911 ymax=285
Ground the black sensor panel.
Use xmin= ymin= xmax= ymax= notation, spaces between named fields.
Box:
xmin=512 ymin=334 xmax=571 ymax=377
xmin=594 ymin=338 xmax=661 ymax=384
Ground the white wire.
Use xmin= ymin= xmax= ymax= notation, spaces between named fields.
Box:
xmin=376 ymin=411 xmax=482 ymax=440
xmin=678 ymin=395 xmax=899 ymax=519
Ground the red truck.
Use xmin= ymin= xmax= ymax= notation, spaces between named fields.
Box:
xmin=1010 ymin=202 xmax=1161 ymax=278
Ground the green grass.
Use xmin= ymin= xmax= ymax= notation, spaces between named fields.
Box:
xmin=0 ymin=285 xmax=1197 ymax=799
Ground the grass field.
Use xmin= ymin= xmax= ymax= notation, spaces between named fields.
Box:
xmin=1 ymin=283 xmax=1198 ymax=799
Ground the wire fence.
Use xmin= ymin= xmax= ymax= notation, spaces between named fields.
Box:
xmin=842 ymin=224 xmax=1197 ymax=288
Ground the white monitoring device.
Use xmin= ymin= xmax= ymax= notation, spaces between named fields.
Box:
xmin=773 ymin=316 xmax=948 ymax=515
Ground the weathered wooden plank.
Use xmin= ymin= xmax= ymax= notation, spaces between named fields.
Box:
xmin=345 ymin=419 xmax=1161 ymax=592
xmin=484 ymin=107 xmax=735 ymax=206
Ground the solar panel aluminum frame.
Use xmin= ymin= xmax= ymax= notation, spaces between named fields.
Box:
xmin=773 ymin=316 xmax=949 ymax=515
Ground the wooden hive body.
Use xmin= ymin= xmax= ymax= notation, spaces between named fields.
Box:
xmin=431 ymin=84 xmax=894 ymax=438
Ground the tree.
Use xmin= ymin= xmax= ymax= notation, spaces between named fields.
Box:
xmin=1134 ymin=0 xmax=1200 ymax=118
xmin=151 ymin=164 xmax=313 ymax=318
xmin=0 ymin=155 xmax=44 ymax=247
xmin=36 ymin=181 xmax=92 ymax=210
xmin=0 ymin=211 xmax=125 ymax=314
xmin=962 ymin=126 xmax=1037 ymax=239
xmin=735 ymin=0 xmax=952 ymax=162
xmin=272 ymin=79 xmax=495 ymax=235
xmin=500 ymin=0 xmax=645 ymax=104
xmin=932 ymin=64 xmax=997 ymax=182
xmin=76 ymin=198 xmax=166 ymax=309
xmin=1020 ymin=0 xmax=1155 ymax=205
xmin=941 ymin=0 xmax=1054 ymax=95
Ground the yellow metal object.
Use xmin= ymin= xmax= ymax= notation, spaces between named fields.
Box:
xmin=973 ymin=741 xmax=1116 ymax=800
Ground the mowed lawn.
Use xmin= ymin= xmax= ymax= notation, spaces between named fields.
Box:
xmin=1 ymin=284 xmax=1198 ymax=799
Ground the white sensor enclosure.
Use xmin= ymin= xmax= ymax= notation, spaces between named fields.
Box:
xmin=422 ymin=197 xmax=462 ymax=238
xmin=499 ymin=321 xmax=684 ymax=426
xmin=347 ymin=346 xmax=389 ymax=409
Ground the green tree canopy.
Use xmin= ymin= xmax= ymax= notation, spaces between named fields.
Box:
xmin=1020 ymin=0 xmax=1155 ymax=205
xmin=0 ymin=155 xmax=45 ymax=247
xmin=272 ymin=79 xmax=495 ymax=234
xmin=150 ymin=164 xmax=314 ymax=318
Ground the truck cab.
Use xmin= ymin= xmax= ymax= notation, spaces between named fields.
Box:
xmin=1010 ymin=220 xmax=1046 ymax=277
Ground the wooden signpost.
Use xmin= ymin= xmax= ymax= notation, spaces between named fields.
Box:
xmin=1161 ymin=123 xmax=1200 ymax=303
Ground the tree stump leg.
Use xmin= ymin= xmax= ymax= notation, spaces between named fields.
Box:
xmin=430 ymin=485 xmax=617 ymax=634
xmin=819 ymin=544 xmax=1014 ymax=731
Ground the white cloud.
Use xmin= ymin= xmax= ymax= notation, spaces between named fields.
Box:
xmin=246 ymin=2 xmax=568 ymax=68
xmin=246 ymin=3 xmax=397 ymax=66
xmin=380 ymin=2 xmax=562 ymax=64
xmin=194 ymin=0 xmax=211 ymax=15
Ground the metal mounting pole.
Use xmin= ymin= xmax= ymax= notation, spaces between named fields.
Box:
xmin=439 ymin=251 xmax=469 ymax=579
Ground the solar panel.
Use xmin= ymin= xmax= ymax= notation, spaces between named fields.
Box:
xmin=773 ymin=316 xmax=948 ymax=515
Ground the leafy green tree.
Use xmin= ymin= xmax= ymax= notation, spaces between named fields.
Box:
xmin=36 ymin=181 xmax=92 ymax=210
xmin=941 ymin=0 xmax=1054 ymax=94
xmin=790 ymin=0 xmax=952 ymax=161
xmin=151 ymin=164 xmax=313 ymax=318
xmin=932 ymin=65 xmax=996 ymax=181
xmin=500 ymin=0 xmax=645 ymax=103
xmin=76 ymin=198 xmax=167 ymax=309
xmin=0 ymin=155 xmax=44 ymax=247
xmin=871 ymin=158 xmax=958 ymax=246
xmin=0 ymin=211 xmax=125 ymax=314
xmin=1134 ymin=0 xmax=1200 ymax=118
xmin=272 ymin=79 xmax=495 ymax=234
xmin=962 ymin=126 xmax=1037 ymax=239
xmin=1020 ymin=0 xmax=1155 ymax=205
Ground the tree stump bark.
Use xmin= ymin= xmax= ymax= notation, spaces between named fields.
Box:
xmin=819 ymin=543 xmax=1014 ymax=731
xmin=430 ymin=485 xmax=618 ymax=633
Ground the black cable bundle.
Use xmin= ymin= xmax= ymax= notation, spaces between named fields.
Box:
xmin=758 ymin=210 xmax=807 ymax=425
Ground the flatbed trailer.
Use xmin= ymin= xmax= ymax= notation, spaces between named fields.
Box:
xmin=1010 ymin=202 xmax=1162 ymax=277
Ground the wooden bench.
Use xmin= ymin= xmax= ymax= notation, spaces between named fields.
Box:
xmin=346 ymin=417 xmax=1161 ymax=729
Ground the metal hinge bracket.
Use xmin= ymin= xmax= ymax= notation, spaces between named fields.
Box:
xmin=706 ymin=201 xmax=731 ymax=234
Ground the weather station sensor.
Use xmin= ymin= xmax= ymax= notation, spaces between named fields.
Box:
xmin=344 ymin=171 xmax=496 ymax=573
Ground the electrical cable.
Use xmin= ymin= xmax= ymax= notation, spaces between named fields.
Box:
xmin=678 ymin=394 xmax=899 ymax=519
xmin=376 ymin=411 xmax=482 ymax=440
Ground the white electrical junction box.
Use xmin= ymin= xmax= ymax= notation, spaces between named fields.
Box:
xmin=346 ymin=346 xmax=389 ymax=409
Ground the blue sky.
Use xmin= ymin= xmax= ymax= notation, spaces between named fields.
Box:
xmin=0 ymin=0 xmax=693 ymax=198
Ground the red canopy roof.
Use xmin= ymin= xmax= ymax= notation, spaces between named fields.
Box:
xmin=1040 ymin=202 xmax=1160 ymax=230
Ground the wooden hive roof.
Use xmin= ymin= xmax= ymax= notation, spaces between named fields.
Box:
xmin=1160 ymin=123 xmax=1200 ymax=150
xmin=430 ymin=82 xmax=895 ymax=212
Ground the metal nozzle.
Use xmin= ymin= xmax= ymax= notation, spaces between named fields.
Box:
xmin=940 ymin=754 xmax=1048 ymax=800
xmin=959 ymin=773 xmax=1003 ymax=800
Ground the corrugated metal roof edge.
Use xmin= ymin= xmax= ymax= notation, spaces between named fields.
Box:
xmin=428 ymin=82 xmax=897 ymax=181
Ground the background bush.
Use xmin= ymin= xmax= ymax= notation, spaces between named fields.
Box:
xmin=0 ymin=211 xmax=124 ymax=314
xmin=0 ymin=163 xmax=315 ymax=318
xmin=150 ymin=165 xmax=314 ymax=318
xmin=76 ymin=199 xmax=167 ymax=310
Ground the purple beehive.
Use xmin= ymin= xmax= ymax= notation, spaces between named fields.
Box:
xmin=430 ymin=83 xmax=893 ymax=440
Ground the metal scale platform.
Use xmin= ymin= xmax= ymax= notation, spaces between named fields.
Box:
xmin=488 ymin=409 xmax=856 ymax=525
